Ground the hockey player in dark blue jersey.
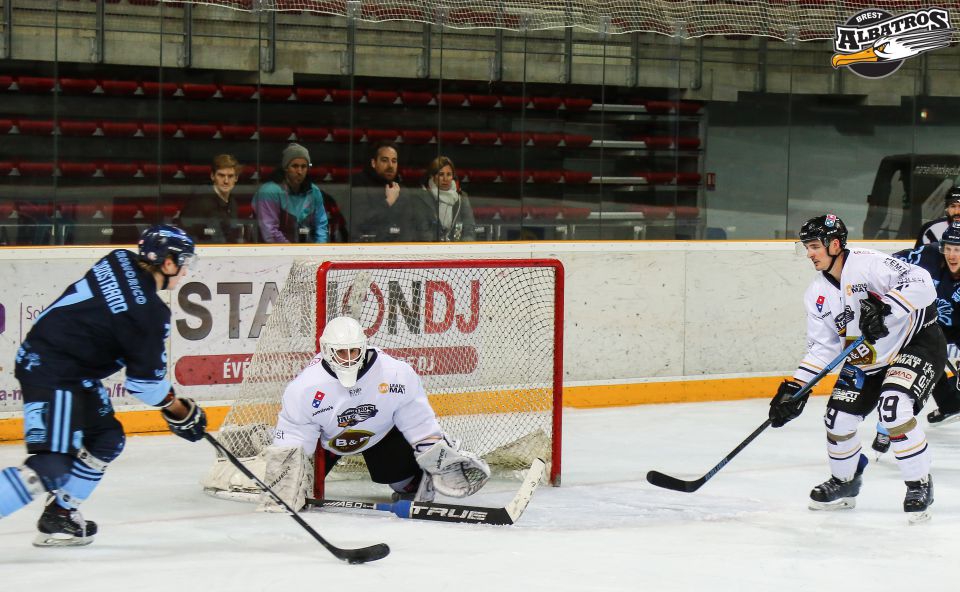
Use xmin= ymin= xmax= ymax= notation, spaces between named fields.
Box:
xmin=0 ymin=224 xmax=207 ymax=546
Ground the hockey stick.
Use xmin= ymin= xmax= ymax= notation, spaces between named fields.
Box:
xmin=203 ymin=434 xmax=390 ymax=564
xmin=646 ymin=336 xmax=866 ymax=493
xmin=305 ymin=458 xmax=546 ymax=525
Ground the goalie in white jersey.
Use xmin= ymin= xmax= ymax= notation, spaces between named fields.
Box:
xmin=769 ymin=214 xmax=945 ymax=522
xmin=262 ymin=316 xmax=491 ymax=510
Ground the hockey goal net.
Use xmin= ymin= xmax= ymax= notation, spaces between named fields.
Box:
xmin=214 ymin=257 xmax=563 ymax=495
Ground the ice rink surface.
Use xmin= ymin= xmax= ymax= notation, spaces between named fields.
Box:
xmin=2 ymin=396 xmax=959 ymax=592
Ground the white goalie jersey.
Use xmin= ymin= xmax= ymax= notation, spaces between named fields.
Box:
xmin=794 ymin=247 xmax=938 ymax=381
xmin=274 ymin=348 xmax=442 ymax=456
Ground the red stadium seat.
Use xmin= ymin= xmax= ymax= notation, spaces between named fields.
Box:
xmin=181 ymin=83 xmax=218 ymax=99
xmin=101 ymin=162 xmax=141 ymax=178
xmin=219 ymin=84 xmax=256 ymax=100
xmin=365 ymin=90 xmax=399 ymax=105
xmin=257 ymin=126 xmax=294 ymax=141
xmin=437 ymin=93 xmax=467 ymax=107
xmin=499 ymin=206 xmax=522 ymax=221
xmin=677 ymin=102 xmax=704 ymax=115
xmin=437 ymin=130 xmax=467 ymax=145
xmin=142 ymin=163 xmax=180 ymax=178
xmin=16 ymin=120 xmax=56 ymax=135
xmin=400 ymin=167 xmax=425 ymax=182
xmin=58 ymin=162 xmax=99 ymax=177
xmin=472 ymin=206 xmax=500 ymax=220
xmin=500 ymin=170 xmax=524 ymax=184
xmin=530 ymin=170 xmax=563 ymax=184
xmin=499 ymin=132 xmax=533 ymax=146
xmin=461 ymin=169 xmax=498 ymax=183
xmin=0 ymin=161 xmax=13 ymax=176
xmin=0 ymin=75 xmax=13 ymax=91
xmin=562 ymin=171 xmax=593 ymax=184
xmin=330 ymin=89 xmax=364 ymax=104
xmin=236 ymin=203 xmax=254 ymax=219
xmin=328 ymin=167 xmax=361 ymax=182
xmin=466 ymin=131 xmax=498 ymax=146
xmin=562 ymin=134 xmax=593 ymax=148
xmin=641 ymin=172 xmax=676 ymax=184
xmin=180 ymin=124 xmax=219 ymax=139
xmin=641 ymin=136 xmax=675 ymax=150
xmin=677 ymin=137 xmax=701 ymax=150
xmin=366 ymin=129 xmax=399 ymax=142
xmin=399 ymin=91 xmax=434 ymax=106
xmin=258 ymin=165 xmax=277 ymax=179
xmin=101 ymin=121 xmax=141 ymax=137
xmin=562 ymin=98 xmax=593 ymax=111
xmin=181 ymin=164 xmax=211 ymax=180
xmin=400 ymin=130 xmax=435 ymax=145
xmin=331 ymin=128 xmax=365 ymax=143
xmin=294 ymin=126 xmax=330 ymax=141
xmin=675 ymin=206 xmax=700 ymax=219
xmin=295 ymin=87 xmax=329 ymax=102
xmin=142 ymin=123 xmax=179 ymax=138
xmin=15 ymin=77 xmax=56 ymax=93
xmin=219 ymin=124 xmax=256 ymax=140
xmin=676 ymin=172 xmax=702 ymax=185
xmin=59 ymin=121 xmax=99 ymax=136
xmin=524 ymin=206 xmax=562 ymax=219
xmin=59 ymin=78 xmax=99 ymax=95
xmin=258 ymin=86 xmax=294 ymax=102
xmin=142 ymin=82 xmax=179 ymax=97
xmin=100 ymin=80 xmax=140 ymax=96
xmin=239 ymin=165 xmax=258 ymax=180
xmin=466 ymin=94 xmax=498 ymax=109
xmin=0 ymin=119 xmax=11 ymax=134
xmin=531 ymin=133 xmax=563 ymax=147
xmin=17 ymin=162 xmax=56 ymax=177
xmin=530 ymin=97 xmax=563 ymax=111
xmin=560 ymin=206 xmax=591 ymax=220
xmin=499 ymin=95 xmax=527 ymax=110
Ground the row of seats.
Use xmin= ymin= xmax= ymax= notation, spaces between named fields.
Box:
xmin=0 ymin=74 xmax=705 ymax=115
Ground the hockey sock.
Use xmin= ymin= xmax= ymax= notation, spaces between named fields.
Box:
xmin=826 ymin=437 xmax=863 ymax=480
xmin=887 ymin=418 xmax=930 ymax=482
xmin=55 ymin=448 xmax=111 ymax=510
xmin=0 ymin=466 xmax=45 ymax=517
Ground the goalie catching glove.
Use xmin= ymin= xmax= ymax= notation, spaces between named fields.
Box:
xmin=415 ymin=435 xmax=491 ymax=498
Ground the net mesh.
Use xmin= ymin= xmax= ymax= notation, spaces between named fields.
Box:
xmin=217 ymin=258 xmax=561 ymax=482
xmin=175 ymin=1 xmax=947 ymax=40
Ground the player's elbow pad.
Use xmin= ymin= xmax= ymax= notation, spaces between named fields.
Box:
xmin=125 ymin=377 xmax=172 ymax=407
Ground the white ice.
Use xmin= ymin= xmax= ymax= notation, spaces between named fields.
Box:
xmin=1 ymin=397 xmax=958 ymax=592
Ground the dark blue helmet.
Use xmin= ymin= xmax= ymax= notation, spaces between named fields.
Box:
xmin=138 ymin=224 xmax=196 ymax=268
xmin=940 ymin=220 xmax=960 ymax=252
xmin=799 ymin=214 xmax=848 ymax=250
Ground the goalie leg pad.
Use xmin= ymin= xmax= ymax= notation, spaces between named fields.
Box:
xmin=415 ymin=436 xmax=491 ymax=498
xmin=257 ymin=446 xmax=314 ymax=513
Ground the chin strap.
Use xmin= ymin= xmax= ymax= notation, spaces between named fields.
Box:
xmin=159 ymin=263 xmax=182 ymax=289
xmin=826 ymin=247 xmax=847 ymax=275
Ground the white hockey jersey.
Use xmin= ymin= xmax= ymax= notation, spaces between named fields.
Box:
xmin=273 ymin=348 xmax=442 ymax=456
xmin=794 ymin=248 xmax=938 ymax=381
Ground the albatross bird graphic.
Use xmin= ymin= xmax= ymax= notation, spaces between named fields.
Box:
xmin=832 ymin=28 xmax=955 ymax=68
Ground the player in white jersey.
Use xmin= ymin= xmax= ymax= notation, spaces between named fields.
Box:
xmin=260 ymin=316 xmax=490 ymax=510
xmin=769 ymin=214 xmax=945 ymax=522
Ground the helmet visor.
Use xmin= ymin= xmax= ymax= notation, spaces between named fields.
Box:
xmin=177 ymin=252 xmax=198 ymax=268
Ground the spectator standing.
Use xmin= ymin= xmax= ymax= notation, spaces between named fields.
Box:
xmin=252 ymin=143 xmax=330 ymax=243
xmin=411 ymin=156 xmax=477 ymax=242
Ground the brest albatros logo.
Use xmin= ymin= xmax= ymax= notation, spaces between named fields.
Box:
xmin=832 ymin=7 xmax=953 ymax=79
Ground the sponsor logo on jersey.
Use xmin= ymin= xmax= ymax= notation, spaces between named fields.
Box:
xmin=379 ymin=383 xmax=389 ymax=393
xmin=845 ymin=283 xmax=868 ymax=296
xmin=816 ymin=295 xmax=825 ymax=313
xmin=834 ymin=306 xmax=855 ymax=334
xmin=378 ymin=383 xmax=406 ymax=395
xmin=311 ymin=390 xmax=326 ymax=409
xmin=845 ymin=337 xmax=876 ymax=366
xmin=893 ymin=353 xmax=922 ymax=368
xmin=312 ymin=405 xmax=333 ymax=416
xmin=886 ymin=368 xmax=917 ymax=390
xmin=329 ymin=429 xmax=375 ymax=453
xmin=337 ymin=404 xmax=378 ymax=427
xmin=349 ymin=387 xmax=362 ymax=397
xmin=831 ymin=388 xmax=859 ymax=403
xmin=884 ymin=258 xmax=911 ymax=274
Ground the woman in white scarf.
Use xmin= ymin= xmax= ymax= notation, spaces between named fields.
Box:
xmin=412 ymin=156 xmax=477 ymax=242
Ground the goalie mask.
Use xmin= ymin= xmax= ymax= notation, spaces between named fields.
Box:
xmin=320 ymin=316 xmax=367 ymax=388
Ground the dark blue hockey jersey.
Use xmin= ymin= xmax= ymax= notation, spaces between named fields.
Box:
xmin=14 ymin=249 xmax=172 ymax=406
xmin=894 ymin=244 xmax=960 ymax=345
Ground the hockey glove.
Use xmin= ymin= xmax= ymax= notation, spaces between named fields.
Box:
xmin=769 ymin=380 xmax=807 ymax=428
xmin=859 ymin=291 xmax=892 ymax=344
xmin=161 ymin=398 xmax=207 ymax=442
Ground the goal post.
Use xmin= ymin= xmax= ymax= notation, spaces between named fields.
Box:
xmin=210 ymin=257 xmax=563 ymax=499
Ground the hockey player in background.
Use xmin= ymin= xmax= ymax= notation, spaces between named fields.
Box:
xmin=915 ymin=187 xmax=960 ymax=248
xmin=255 ymin=315 xmax=491 ymax=511
xmin=769 ymin=214 xmax=944 ymax=522
xmin=0 ymin=225 xmax=207 ymax=546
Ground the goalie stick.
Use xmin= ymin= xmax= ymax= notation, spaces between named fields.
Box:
xmin=203 ymin=434 xmax=390 ymax=564
xmin=646 ymin=336 xmax=866 ymax=493
xmin=306 ymin=458 xmax=546 ymax=525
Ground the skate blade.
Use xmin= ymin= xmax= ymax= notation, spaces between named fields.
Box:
xmin=929 ymin=414 xmax=960 ymax=427
xmin=809 ymin=498 xmax=856 ymax=511
xmin=907 ymin=511 xmax=932 ymax=525
xmin=32 ymin=533 xmax=94 ymax=547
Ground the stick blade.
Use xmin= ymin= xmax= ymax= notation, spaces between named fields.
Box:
xmin=336 ymin=543 xmax=391 ymax=564
xmin=645 ymin=470 xmax=705 ymax=493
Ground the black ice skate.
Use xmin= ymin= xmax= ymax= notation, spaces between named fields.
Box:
xmin=33 ymin=497 xmax=97 ymax=547
xmin=927 ymin=408 xmax=960 ymax=427
xmin=871 ymin=432 xmax=890 ymax=458
xmin=904 ymin=475 xmax=934 ymax=525
xmin=809 ymin=454 xmax=868 ymax=511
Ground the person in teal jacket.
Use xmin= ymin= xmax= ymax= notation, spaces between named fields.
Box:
xmin=253 ymin=143 xmax=330 ymax=243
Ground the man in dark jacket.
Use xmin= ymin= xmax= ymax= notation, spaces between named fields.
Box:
xmin=349 ymin=141 xmax=414 ymax=242
xmin=179 ymin=154 xmax=242 ymax=243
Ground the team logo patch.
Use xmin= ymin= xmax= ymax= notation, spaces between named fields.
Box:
xmin=311 ymin=391 xmax=325 ymax=409
xmin=23 ymin=402 xmax=48 ymax=444
xmin=816 ymin=295 xmax=825 ymax=313
xmin=337 ymin=404 xmax=378 ymax=427
xmin=329 ymin=429 xmax=375 ymax=453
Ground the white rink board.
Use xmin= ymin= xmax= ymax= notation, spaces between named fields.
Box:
xmin=0 ymin=241 xmax=910 ymax=412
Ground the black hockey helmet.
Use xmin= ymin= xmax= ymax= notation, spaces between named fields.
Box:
xmin=940 ymin=220 xmax=960 ymax=252
xmin=945 ymin=187 xmax=960 ymax=209
xmin=799 ymin=214 xmax=848 ymax=250
xmin=138 ymin=224 xmax=196 ymax=268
